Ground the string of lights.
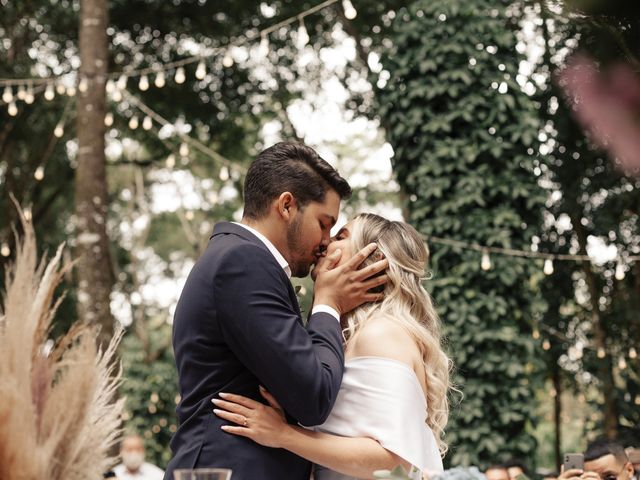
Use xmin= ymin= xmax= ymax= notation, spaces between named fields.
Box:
xmin=0 ymin=0 xmax=357 ymax=90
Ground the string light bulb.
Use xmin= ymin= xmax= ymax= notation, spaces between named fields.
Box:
xmin=54 ymin=123 xmax=64 ymax=138
xmin=635 ymin=395 xmax=640 ymax=406
xmin=258 ymin=34 xmax=269 ymax=58
xmin=78 ymin=77 xmax=89 ymax=93
xmin=44 ymin=83 xmax=55 ymax=100
xmin=56 ymin=83 xmax=66 ymax=95
xmin=481 ymin=250 xmax=491 ymax=271
xmin=104 ymin=112 xmax=114 ymax=126
xmin=185 ymin=210 xmax=195 ymax=221
xmin=297 ymin=18 xmax=310 ymax=49
xmin=8 ymin=101 xmax=18 ymax=116
xmin=155 ymin=71 xmax=166 ymax=88
xmin=116 ymin=75 xmax=128 ymax=90
xmin=618 ymin=357 xmax=627 ymax=370
xmin=34 ymin=166 xmax=44 ymax=181
xmin=222 ymin=53 xmax=234 ymax=68
xmin=24 ymin=85 xmax=35 ymax=104
xmin=129 ymin=116 xmax=139 ymax=129
xmin=542 ymin=339 xmax=551 ymax=351
xmin=17 ymin=85 xmax=26 ymax=100
xmin=1 ymin=242 xmax=9 ymax=257
xmin=139 ymin=75 xmax=150 ymax=91
xmin=112 ymin=89 xmax=123 ymax=102
xmin=2 ymin=86 xmax=12 ymax=103
xmin=219 ymin=166 xmax=230 ymax=181
xmin=23 ymin=208 xmax=32 ymax=222
xmin=174 ymin=67 xmax=186 ymax=84
xmin=179 ymin=142 xmax=189 ymax=157
xmin=629 ymin=347 xmax=637 ymax=359
xmin=532 ymin=328 xmax=540 ymax=340
xmin=142 ymin=116 xmax=152 ymax=130
xmin=342 ymin=0 xmax=357 ymax=19
xmin=66 ymin=85 xmax=77 ymax=97
xmin=615 ymin=260 xmax=625 ymax=280
xmin=165 ymin=154 xmax=176 ymax=169
xmin=543 ymin=258 xmax=554 ymax=275
xmin=195 ymin=60 xmax=207 ymax=80
xmin=106 ymin=80 xmax=116 ymax=94
xmin=597 ymin=347 xmax=606 ymax=359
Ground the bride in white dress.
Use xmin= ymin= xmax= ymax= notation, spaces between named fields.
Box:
xmin=213 ymin=214 xmax=453 ymax=480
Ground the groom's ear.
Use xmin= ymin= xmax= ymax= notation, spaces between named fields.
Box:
xmin=276 ymin=191 xmax=297 ymax=221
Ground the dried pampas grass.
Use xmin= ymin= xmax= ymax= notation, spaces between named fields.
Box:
xmin=0 ymin=205 xmax=124 ymax=480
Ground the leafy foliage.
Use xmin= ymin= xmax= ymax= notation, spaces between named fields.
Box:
xmin=375 ymin=0 xmax=547 ymax=467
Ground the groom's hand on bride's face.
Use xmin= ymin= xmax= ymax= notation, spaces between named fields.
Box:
xmin=313 ymin=243 xmax=389 ymax=316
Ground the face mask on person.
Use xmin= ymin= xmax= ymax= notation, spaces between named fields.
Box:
xmin=122 ymin=451 xmax=145 ymax=471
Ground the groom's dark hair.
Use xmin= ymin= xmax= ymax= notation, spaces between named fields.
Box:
xmin=242 ymin=142 xmax=352 ymax=220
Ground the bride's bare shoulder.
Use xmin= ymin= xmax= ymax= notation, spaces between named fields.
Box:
xmin=347 ymin=316 xmax=421 ymax=366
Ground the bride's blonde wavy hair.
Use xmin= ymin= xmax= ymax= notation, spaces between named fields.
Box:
xmin=341 ymin=213 xmax=453 ymax=456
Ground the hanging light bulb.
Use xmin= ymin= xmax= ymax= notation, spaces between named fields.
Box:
xmin=104 ymin=112 xmax=114 ymax=127
xmin=179 ymin=142 xmax=189 ymax=157
xmin=2 ymin=86 xmax=13 ymax=103
xmin=615 ymin=260 xmax=625 ymax=280
xmin=106 ymin=79 xmax=116 ymax=94
xmin=222 ymin=53 xmax=234 ymax=68
xmin=629 ymin=347 xmax=637 ymax=359
xmin=142 ymin=116 xmax=152 ymax=130
xmin=174 ymin=67 xmax=186 ymax=84
xmin=618 ymin=357 xmax=627 ymax=370
xmin=139 ymin=74 xmax=150 ymax=91
xmin=166 ymin=154 xmax=176 ymax=169
xmin=129 ymin=116 xmax=139 ymax=129
xmin=597 ymin=347 xmax=606 ymax=359
xmin=297 ymin=18 xmax=310 ymax=49
xmin=7 ymin=101 xmax=18 ymax=116
xmin=543 ymin=258 xmax=554 ymax=275
xmin=24 ymin=86 xmax=35 ymax=104
xmin=23 ymin=208 xmax=32 ymax=222
xmin=219 ymin=166 xmax=230 ymax=181
xmin=155 ymin=71 xmax=166 ymax=88
xmin=56 ymin=82 xmax=66 ymax=95
xmin=53 ymin=123 xmax=64 ymax=137
xmin=342 ymin=0 xmax=357 ymax=19
xmin=116 ymin=75 xmax=128 ymax=90
xmin=542 ymin=339 xmax=551 ymax=351
xmin=112 ymin=89 xmax=123 ymax=102
xmin=258 ymin=34 xmax=269 ymax=58
xmin=78 ymin=77 xmax=89 ymax=93
xmin=185 ymin=210 xmax=195 ymax=221
xmin=0 ymin=242 xmax=10 ymax=257
xmin=635 ymin=395 xmax=640 ymax=406
xmin=34 ymin=166 xmax=45 ymax=181
xmin=44 ymin=83 xmax=55 ymax=100
xmin=195 ymin=60 xmax=207 ymax=80
xmin=66 ymin=85 xmax=77 ymax=97
xmin=481 ymin=250 xmax=491 ymax=271
xmin=17 ymin=85 xmax=27 ymax=100
xmin=532 ymin=328 xmax=540 ymax=340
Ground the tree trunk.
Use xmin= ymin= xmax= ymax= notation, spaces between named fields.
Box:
xmin=573 ymin=220 xmax=618 ymax=438
xmin=552 ymin=365 xmax=562 ymax=471
xmin=75 ymin=0 xmax=114 ymax=348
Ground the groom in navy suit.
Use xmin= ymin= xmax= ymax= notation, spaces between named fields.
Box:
xmin=165 ymin=142 xmax=388 ymax=480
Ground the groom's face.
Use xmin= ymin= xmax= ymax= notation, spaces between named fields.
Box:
xmin=286 ymin=189 xmax=340 ymax=277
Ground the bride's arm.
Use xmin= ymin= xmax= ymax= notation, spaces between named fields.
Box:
xmin=213 ymin=390 xmax=409 ymax=478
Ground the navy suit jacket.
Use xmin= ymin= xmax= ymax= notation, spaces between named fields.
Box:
xmin=164 ymin=222 xmax=345 ymax=480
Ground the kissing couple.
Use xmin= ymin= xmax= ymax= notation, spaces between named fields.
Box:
xmin=164 ymin=142 xmax=452 ymax=480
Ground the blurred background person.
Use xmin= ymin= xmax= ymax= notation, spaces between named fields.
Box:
xmin=486 ymin=465 xmax=511 ymax=480
xmin=113 ymin=434 xmax=164 ymax=480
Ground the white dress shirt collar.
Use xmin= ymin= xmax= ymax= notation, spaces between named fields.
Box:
xmin=233 ymin=222 xmax=292 ymax=278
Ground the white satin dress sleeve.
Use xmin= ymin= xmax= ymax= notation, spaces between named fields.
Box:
xmin=312 ymin=356 xmax=444 ymax=480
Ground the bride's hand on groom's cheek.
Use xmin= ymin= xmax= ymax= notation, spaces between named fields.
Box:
xmin=212 ymin=389 xmax=289 ymax=448
xmin=311 ymin=247 xmax=343 ymax=281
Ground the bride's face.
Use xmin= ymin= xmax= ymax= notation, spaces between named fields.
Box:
xmin=325 ymin=221 xmax=354 ymax=267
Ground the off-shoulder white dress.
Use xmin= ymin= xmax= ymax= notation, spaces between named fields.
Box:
xmin=312 ymin=356 xmax=444 ymax=480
